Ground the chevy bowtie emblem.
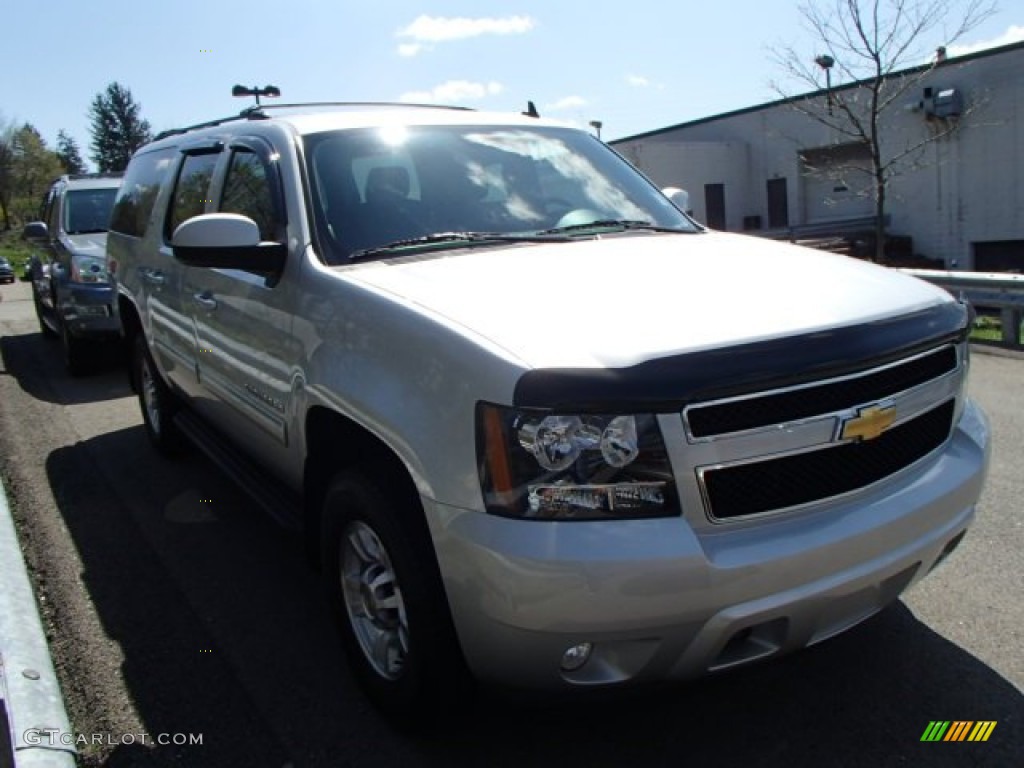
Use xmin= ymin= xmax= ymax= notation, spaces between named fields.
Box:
xmin=839 ymin=403 xmax=897 ymax=442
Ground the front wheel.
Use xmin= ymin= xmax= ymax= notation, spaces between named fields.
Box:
xmin=321 ymin=469 xmax=474 ymax=722
xmin=61 ymin=321 xmax=90 ymax=376
xmin=133 ymin=334 xmax=188 ymax=456
xmin=33 ymin=288 xmax=57 ymax=339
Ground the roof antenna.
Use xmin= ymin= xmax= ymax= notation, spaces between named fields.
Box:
xmin=522 ymin=100 xmax=540 ymax=118
xmin=232 ymin=84 xmax=281 ymax=108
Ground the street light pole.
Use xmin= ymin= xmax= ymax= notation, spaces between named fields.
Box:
xmin=814 ymin=55 xmax=835 ymax=115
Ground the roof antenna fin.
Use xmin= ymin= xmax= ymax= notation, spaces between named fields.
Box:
xmin=523 ymin=100 xmax=540 ymax=118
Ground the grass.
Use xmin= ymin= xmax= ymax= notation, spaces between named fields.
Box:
xmin=970 ymin=314 xmax=1023 ymax=344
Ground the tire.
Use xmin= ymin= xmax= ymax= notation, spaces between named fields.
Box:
xmin=61 ymin=321 xmax=90 ymax=376
xmin=133 ymin=334 xmax=188 ymax=456
xmin=33 ymin=288 xmax=57 ymax=340
xmin=320 ymin=469 xmax=474 ymax=723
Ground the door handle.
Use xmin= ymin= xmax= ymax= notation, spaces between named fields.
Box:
xmin=193 ymin=292 xmax=218 ymax=310
xmin=142 ymin=270 xmax=166 ymax=286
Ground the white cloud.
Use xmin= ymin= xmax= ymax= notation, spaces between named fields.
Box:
xmin=400 ymin=80 xmax=505 ymax=104
xmin=946 ymin=24 xmax=1024 ymax=57
xmin=625 ymin=74 xmax=665 ymax=91
xmin=398 ymin=15 xmax=535 ymax=43
xmin=547 ymin=95 xmax=588 ymax=111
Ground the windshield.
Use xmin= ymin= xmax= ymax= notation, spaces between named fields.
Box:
xmin=64 ymin=188 xmax=118 ymax=235
xmin=303 ymin=124 xmax=697 ymax=263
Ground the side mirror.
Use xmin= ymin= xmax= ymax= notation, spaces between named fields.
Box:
xmin=22 ymin=221 xmax=49 ymax=242
xmin=172 ymin=213 xmax=286 ymax=274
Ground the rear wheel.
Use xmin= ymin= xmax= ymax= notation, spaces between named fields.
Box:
xmin=321 ymin=469 xmax=474 ymax=722
xmin=133 ymin=334 xmax=188 ymax=456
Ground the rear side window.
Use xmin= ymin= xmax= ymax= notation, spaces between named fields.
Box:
xmin=110 ymin=148 xmax=176 ymax=237
xmin=167 ymin=152 xmax=220 ymax=239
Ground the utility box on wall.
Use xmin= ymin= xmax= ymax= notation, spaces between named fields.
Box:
xmin=924 ymin=87 xmax=964 ymax=118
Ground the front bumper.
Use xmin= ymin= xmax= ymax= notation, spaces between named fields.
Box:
xmin=428 ymin=399 xmax=989 ymax=690
xmin=58 ymin=283 xmax=119 ymax=339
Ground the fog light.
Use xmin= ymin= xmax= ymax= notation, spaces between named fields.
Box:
xmin=560 ymin=642 xmax=593 ymax=671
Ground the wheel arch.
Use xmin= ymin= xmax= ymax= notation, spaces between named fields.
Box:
xmin=118 ymin=294 xmax=143 ymax=391
xmin=302 ymin=406 xmax=424 ymax=571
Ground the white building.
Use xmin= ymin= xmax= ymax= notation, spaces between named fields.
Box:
xmin=611 ymin=41 xmax=1024 ymax=270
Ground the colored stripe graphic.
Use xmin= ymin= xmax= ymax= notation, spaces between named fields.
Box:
xmin=921 ymin=722 xmax=950 ymax=741
xmin=945 ymin=721 xmax=973 ymax=741
xmin=921 ymin=721 xmax=997 ymax=742
xmin=968 ymin=722 xmax=997 ymax=742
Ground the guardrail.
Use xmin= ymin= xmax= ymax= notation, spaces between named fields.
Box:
xmin=901 ymin=268 xmax=1024 ymax=348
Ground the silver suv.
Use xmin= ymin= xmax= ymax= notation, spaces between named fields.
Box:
xmin=109 ymin=102 xmax=990 ymax=719
xmin=24 ymin=173 xmax=123 ymax=374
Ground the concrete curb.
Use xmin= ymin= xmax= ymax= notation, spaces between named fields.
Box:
xmin=0 ymin=478 xmax=76 ymax=767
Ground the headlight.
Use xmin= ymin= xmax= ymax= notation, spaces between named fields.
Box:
xmin=476 ymin=403 xmax=679 ymax=520
xmin=71 ymin=255 xmax=109 ymax=284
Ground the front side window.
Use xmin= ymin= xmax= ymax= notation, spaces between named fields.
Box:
xmin=304 ymin=125 xmax=696 ymax=263
xmin=167 ymin=152 xmax=220 ymax=239
xmin=63 ymin=188 xmax=119 ymax=234
xmin=44 ymin=187 xmax=60 ymax=235
xmin=220 ymin=150 xmax=280 ymax=240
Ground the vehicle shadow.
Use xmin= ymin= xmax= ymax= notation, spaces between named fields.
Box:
xmin=0 ymin=331 xmax=129 ymax=405
xmin=45 ymin=427 xmax=1022 ymax=768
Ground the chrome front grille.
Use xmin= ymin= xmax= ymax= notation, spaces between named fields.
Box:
xmin=679 ymin=344 xmax=964 ymax=523
xmin=685 ymin=345 xmax=957 ymax=440
xmin=700 ymin=399 xmax=955 ymax=520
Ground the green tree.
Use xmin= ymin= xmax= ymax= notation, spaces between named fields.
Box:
xmin=770 ymin=0 xmax=996 ymax=262
xmin=0 ymin=119 xmax=15 ymax=230
xmin=56 ymin=129 xmax=88 ymax=175
xmin=88 ymin=82 xmax=152 ymax=172
xmin=10 ymin=123 xmax=63 ymax=223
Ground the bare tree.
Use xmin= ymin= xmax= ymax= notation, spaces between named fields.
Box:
xmin=770 ymin=0 xmax=996 ymax=261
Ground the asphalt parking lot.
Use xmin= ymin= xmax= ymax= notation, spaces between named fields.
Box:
xmin=0 ymin=278 xmax=1021 ymax=767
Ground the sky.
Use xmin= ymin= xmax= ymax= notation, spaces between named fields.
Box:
xmin=2 ymin=1 xmax=1021 ymax=168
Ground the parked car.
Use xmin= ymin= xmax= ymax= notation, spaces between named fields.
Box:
xmin=23 ymin=173 xmax=123 ymax=373
xmin=109 ymin=102 xmax=990 ymax=720
xmin=0 ymin=256 xmax=15 ymax=284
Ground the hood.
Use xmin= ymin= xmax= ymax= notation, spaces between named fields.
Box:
xmin=343 ymin=232 xmax=953 ymax=369
xmin=64 ymin=232 xmax=108 ymax=256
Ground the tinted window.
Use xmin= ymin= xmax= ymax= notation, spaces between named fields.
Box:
xmin=64 ymin=188 xmax=119 ymax=234
xmin=167 ymin=152 xmax=220 ymax=238
xmin=220 ymin=150 xmax=279 ymax=240
xmin=110 ymin=149 xmax=176 ymax=237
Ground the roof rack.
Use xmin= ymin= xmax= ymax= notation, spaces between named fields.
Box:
xmin=153 ymin=101 xmax=476 ymax=142
xmin=48 ymin=171 xmax=123 ymax=186
xmin=66 ymin=171 xmax=124 ymax=180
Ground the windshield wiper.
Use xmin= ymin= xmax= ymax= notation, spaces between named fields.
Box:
xmin=348 ymin=231 xmax=568 ymax=262
xmin=536 ymin=219 xmax=694 ymax=236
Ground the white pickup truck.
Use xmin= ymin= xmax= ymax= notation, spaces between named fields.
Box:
xmin=108 ymin=102 xmax=990 ymax=719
